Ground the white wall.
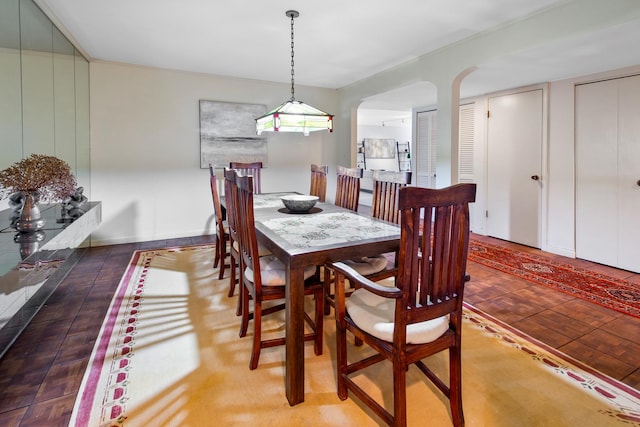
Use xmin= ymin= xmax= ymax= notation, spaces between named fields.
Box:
xmin=90 ymin=61 xmax=339 ymax=245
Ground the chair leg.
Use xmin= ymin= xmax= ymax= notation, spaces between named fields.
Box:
xmin=217 ymin=238 xmax=226 ymax=280
xmin=239 ymin=284 xmax=250 ymax=338
xmin=228 ymin=253 xmax=237 ymax=297
xmin=235 ymin=283 xmax=243 ymax=317
xmin=336 ymin=314 xmax=348 ymax=400
xmin=449 ymin=347 xmax=464 ymax=427
xmin=213 ymin=235 xmax=221 ymax=269
xmin=314 ymin=289 xmax=324 ymax=355
xmin=323 ymin=266 xmax=333 ymax=315
xmin=393 ymin=363 xmax=408 ymax=427
xmin=249 ymin=299 xmax=262 ymax=370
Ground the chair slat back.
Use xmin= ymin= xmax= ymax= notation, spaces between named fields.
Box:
xmin=209 ymin=164 xmax=225 ymax=237
xmin=335 ymin=166 xmax=362 ymax=212
xmin=309 ymin=164 xmax=328 ymax=202
xmin=397 ymin=183 xmax=476 ymax=321
xmin=229 ymin=161 xmax=262 ymax=194
xmin=223 ymin=167 xmax=239 ymax=244
xmin=371 ymin=170 xmax=412 ymax=224
xmin=235 ymin=173 xmax=262 ymax=289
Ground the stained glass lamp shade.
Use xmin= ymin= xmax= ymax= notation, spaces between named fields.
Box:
xmin=256 ymin=99 xmax=333 ymax=136
xmin=255 ymin=10 xmax=333 ymax=137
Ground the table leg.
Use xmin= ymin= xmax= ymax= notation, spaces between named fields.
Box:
xmin=285 ymin=263 xmax=305 ymax=405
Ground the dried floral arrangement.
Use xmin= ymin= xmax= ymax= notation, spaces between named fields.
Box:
xmin=0 ymin=154 xmax=77 ymax=202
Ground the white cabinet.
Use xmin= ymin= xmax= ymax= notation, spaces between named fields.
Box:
xmin=575 ymin=75 xmax=640 ymax=272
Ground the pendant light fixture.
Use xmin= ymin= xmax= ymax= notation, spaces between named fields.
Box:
xmin=256 ymin=10 xmax=334 ymax=136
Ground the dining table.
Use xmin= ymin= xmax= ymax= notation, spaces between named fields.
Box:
xmin=223 ymin=192 xmax=401 ymax=405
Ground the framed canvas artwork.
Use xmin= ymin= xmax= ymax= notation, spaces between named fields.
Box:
xmin=200 ymin=100 xmax=268 ymax=168
xmin=363 ymin=138 xmax=396 ymax=159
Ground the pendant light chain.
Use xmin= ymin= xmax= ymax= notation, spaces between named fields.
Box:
xmin=290 ymin=11 xmax=295 ymax=101
xmin=255 ymin=10 xmax=333 ymax=136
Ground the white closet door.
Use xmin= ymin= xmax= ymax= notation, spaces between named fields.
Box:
xmin=576 ymin=75 xmax=640 ymax=273
xmin=575 ymin=79 xmax=619 ymax=266
xmin=486 ymin=89 xmax=542 ymax=248
xmin=617 ymin=75 xmax=640 ymax=271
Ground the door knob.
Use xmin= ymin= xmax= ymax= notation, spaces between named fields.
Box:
xmin=531 ymin=175 xmax=540 ymax=181
xmin=637 ymin=179 xmax=640 ymax=187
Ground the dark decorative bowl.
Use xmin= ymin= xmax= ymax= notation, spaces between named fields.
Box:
xmin=280 ymin=195 xmax=319 ymax=213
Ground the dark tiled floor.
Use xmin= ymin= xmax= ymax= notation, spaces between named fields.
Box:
xmin=465 ymin=234 xmax=640 ymax=390
xmin=0 ymin=232 xmax=639 ymax=426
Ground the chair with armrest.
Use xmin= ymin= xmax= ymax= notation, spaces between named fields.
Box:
xmin=359 ymin=169 xmax=413 ymax=281
xmin=309 ymin=164 xmax=328 ymax=202
xmin=323 ymin=166 xmax=367 ymax=312
xmin=209 ymin=164 xmax=230 ymax=280
xmin=234 ymin=171 xmax=325 ymax=369
xmin=229 ymin=161 xmax=263 ymax=194
xmin=331 ymin=183 xmax=476 ymax=426
xmin=359 ymin=169 xmax=412 ymax=280
xmin=324 ymin=168 xmax=410 ymax=314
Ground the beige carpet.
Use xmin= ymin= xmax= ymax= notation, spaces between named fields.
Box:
xmin=70 ymin=245 xmax=640 ymax=426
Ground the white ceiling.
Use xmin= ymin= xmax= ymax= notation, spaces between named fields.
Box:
xmin=38 ymin=0 xmax=640 ymax=116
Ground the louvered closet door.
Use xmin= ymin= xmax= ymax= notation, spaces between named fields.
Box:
xmin=459 ymin=103 xmax=475 ymax=230
xmin=416 ymin=110 xmax=437 ymax=188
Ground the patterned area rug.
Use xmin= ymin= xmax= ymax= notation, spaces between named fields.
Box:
xmin=69 ymin=245 xmax=640 ymax=426
xmin=468 ymin=239 xmax=640 ymax=318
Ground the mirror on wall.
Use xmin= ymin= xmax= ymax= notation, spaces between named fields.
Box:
xmin=54 ymin=27 xmax=77 ymax=171
xmin=20 ymin=0 xmax=55 ymax=157
xmin=0 ymin=0 xmax=90 ymax=206
xmin=75 ymin=48 xmax=91 ymax=199
xmin=0 ymin=0 xmax=22 ymax=170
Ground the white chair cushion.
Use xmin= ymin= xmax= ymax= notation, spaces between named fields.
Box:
xmin=245 ymin=255 xmax=316 ymax=286
xmin=343 ymin=255 xmax=388 ymax=276
xmin=232 ymin=240 xmax=271 ymax=256
xmin=346 ymin=288 xmax=449 ymax=344
xmin=375 ymin=277 xmax=396 ymax=288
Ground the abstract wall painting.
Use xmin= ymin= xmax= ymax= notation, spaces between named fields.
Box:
xmin=363 ymin=138 xmax=396 ymax=159
xmin=199 ymin=100 xmax=268 ymax=168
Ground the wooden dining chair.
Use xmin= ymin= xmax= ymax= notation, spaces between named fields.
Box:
xmin=309 ymin=164 xmax=328 ymax=202
xmin=223 ymin=167 xmax=241 ymax=305
xmin=331 ymin=183 xmax=476 ymax=427
xmin=334 ymin=166 xmax=362 ymax=212
xmin=229 ymin=161 xmax=263 ymax=194
xmin=225 ymin=168 xmax=272 ymax=304
xmin=358 ymin=169 xmax=413 ymax=283
xmin=209 ymin=164 xmax=230 ymax=280
xmin=324 ymin=166 xmax=400 ymax=314
xmin=234 ymin=172 xmax=325 ymax=370
xmin=371 ymin=170 xmax=412 ymax=224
